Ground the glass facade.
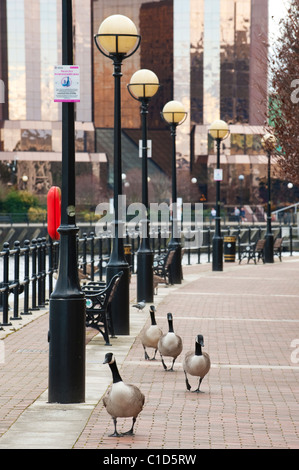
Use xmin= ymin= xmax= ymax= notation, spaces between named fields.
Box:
xmin=40 ymin=0 xmax=60 ymax=121
xmin=93 ymin=0 xmax=142 ymax=129
xmin=203 ymin=0 xmax=220 ymax=124
xmin=4 ymin=0 xmax=92 ymax=123
xmin=220 ymin=0 xmax=251 ymax=123
xmin=190 ymin=0 xmax=204 ymax=124
xmin=0 ymin=0 xmax=270 ymax=204
xmin=140 ymin=0 xmax=173 ymax=129
xmin=6 ymin=0 xmax=26 ymax=120
xmin=0 ymin=0 xmax=99 ymax=199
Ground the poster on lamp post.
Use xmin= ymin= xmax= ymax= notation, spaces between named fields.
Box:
xmin=54 ymin=65 xmax=80 ymax=102
xmin=214 ymin=169 xmax=223 ymax=181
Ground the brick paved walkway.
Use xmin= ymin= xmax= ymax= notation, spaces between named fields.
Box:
xmin=0 ymin=258 xmax=299 ymax=449
xmin=74 ymin=259 xmax=299 ymax=449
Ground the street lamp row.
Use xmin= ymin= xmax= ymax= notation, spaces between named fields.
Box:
xmin=49 ymin=6 xmax=277 ymax=405
xmin=94 ymin=13 xmax=278 ymax=304
xmin=95 ymin=14 xmax=188 ymax=310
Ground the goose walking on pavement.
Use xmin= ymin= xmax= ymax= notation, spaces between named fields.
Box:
xmin=158 ymin=313 xmax=183 ymax=371
xmin=141 ymin=305 xmax=163 ymax=360
xmin=183 ymin=334 xmax=211 ymax=392
xmin=103 ymin=353 xmax=145 ymax=437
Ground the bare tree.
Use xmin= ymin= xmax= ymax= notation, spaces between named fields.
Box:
xmin=268 ymin=0 xmax=299 ymax=184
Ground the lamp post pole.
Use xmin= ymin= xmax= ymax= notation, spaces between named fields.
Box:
xmin=265 ymin=149 xmax=274 ymax=263
xmin=161 ymin=101 xmax=187 ymax=284
xmin=239 ymin=174 xmax=244 ymax=208
xmin=48 ymin=0 xmax=86 ymax=404
xmin=138 ymin=99 xmax=153 ymax=301
xmin=262 ymin=133 xmax=276 ymax=264
xmin=208 ymin=120 xmax=229 ymax=272
xmin=213 ymin=137 xmax=223 ymax=271
xmin=94 ymin=16 xmax=140 ymax=334
xmin=128 ymin=70 xmax=159 ymax=302
xmin=168 ymin=122 xmax=182 ymax=283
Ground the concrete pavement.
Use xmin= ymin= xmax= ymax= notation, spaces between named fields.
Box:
xmin=0 ymin=257 xmax=299 ymax=449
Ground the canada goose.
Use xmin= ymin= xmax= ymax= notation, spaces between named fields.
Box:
xmin=141 ymin=305 xmax=163 ymax=360
xmin=183 ymin=334 xmax=211 ymax=392
xmin=132 ymin=300 xmax=146 ymax=310
xmin=158 ymin=313 xmax=183 ymax=371
xmin=103 ymin=352 xmax=145 ymax=437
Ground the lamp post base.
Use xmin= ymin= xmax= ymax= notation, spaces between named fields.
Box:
xmin=168 ymin=242 xmax=182 ymax=284
xmin=48 ymin=297 xmax=86 ymax=404
xmin=212 ymin=236 xmax=223 ymax=271
xmin=106 ymin=263 xmax=130 ymax=335
xmin=265 ymin=233 xmax=274 ymax=263
xmin=137 ymin=250 xmax=154 ymax=302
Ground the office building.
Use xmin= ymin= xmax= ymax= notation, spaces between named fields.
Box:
xmin=0 ymin=0 xmax=269 ymax=207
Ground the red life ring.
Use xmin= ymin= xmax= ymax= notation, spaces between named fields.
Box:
xmin=47 ymin=186 xmax=61 ymax=240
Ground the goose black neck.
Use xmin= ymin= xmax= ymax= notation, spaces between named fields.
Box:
xmin=168 ymin=318 xmax=174 ymax=333
xmin=150 ymin=311 xmax=157 ymax=325
xmin=109 ymin=361 xmax=122 ymax=384
xmin=195 ymin=342 xmax=203 ymax=356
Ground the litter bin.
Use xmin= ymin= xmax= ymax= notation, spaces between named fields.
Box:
xmin=224 ymin=236 xmax=236 ymax=262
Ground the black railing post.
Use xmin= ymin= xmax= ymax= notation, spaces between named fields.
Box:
xmin=289 ymin=224 xmax=293 ymax=256
xmin=21 ymin=240 xmax=31 ymax=315
xmin=11 ymin=240 xmax=21 ymax=321
xmin=1 ymin=243 xmax=11 ymax=326
xmin=238 ymin=228 xmax=241 ymax=261
xmin=207 ymin=228 xmax=211 ymax=263
xmin=48 ymin=238 xmax=54 ymax=297
xmin=40 ymin=237 xmax=46 ymax=307
xmin=31 ymin=239 xmax=39 ymax=311
xmin=90 ymin=232 xmax=95 ymax=281
xmin=82 ymin=233 xmax=87 ymax=275
xmin=37 ymin=238 xmax=44 ymax=308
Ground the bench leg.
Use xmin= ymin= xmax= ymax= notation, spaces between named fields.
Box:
xmin=107 ymin=305 xmax=116 ymax=338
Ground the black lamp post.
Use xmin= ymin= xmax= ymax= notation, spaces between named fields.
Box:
xmin=128 ymin=69 xmax=160 ymax=302
xmin=94 ymin=15 xmax=140 ymax=334
xmin=208 ymin=119 xmax=229 ymax=272
xmin=48 ymin=0 xmax=86 ymax=404
xmin=161 ymin=101 xmax=187 ymax=284
xmin=262 ymin=133 xmax=276 ymax=263
xmin=238 ymin=174 xmax=244 ymax=208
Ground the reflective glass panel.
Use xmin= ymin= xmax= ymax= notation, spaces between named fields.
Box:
xmin=6 ymin=0 xmax=26 ymax=119
xmin=40 ymin=0 xmax=59 ymax=120
xmin=203 ymin=0 xmax=220 ymax=124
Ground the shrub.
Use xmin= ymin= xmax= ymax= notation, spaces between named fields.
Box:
xmin=4 ymin=190 xmax=39 ymax=214
xmin=27 ymin=207 xmax=47 ymax=223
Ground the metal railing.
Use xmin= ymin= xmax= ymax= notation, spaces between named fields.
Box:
xmin=0 ymin=223 xmax=298 ymax=328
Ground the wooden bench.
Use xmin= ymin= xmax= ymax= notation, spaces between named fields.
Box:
xmin=274 ymin=237 xmax=283 ymax=261
xmin=82 ymin=271 xmax=123 ymax=345
xmin=153 ymin=249 xmax=175 ymax=292
xmin=239 ymin=239 xmax=265 ymax=264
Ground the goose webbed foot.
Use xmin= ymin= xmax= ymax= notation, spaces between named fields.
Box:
xmin=109 ymin=431 xmax=122 ymax=437
xmin=150 ymin=349 xmax=158 ymax=360
xmin=161 ymin=356 xmax=168 ymax=370
xmin=109 ymin=418 xmax=122 ymax=437
xmin=184 ymin=372 xmax=191 ymax=391
xmin=192 ymin=378 xmax=204 ymax=393
xmin=121 ymin=429 xmax=134 ymax=436
xmin=144 ymin=349 xmax=150 ymax=360
xmin=121 ymin=418 xmax=136 ymax=436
